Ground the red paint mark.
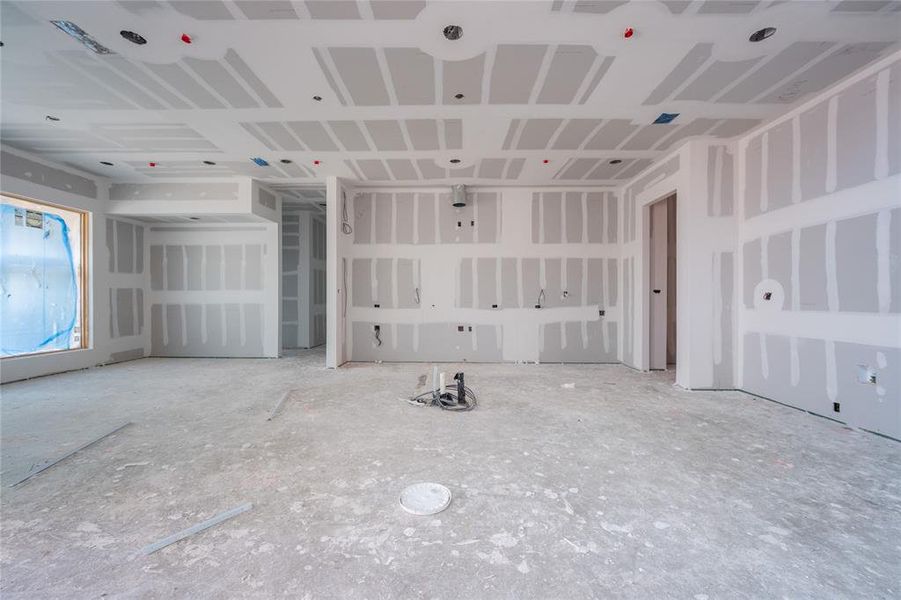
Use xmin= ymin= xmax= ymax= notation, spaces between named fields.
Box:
xmin=313 ymin=160 xmax=321 ymax=166
xmin=623 ymin=27 xmax=634 ymax=39
xmin=148 ymin=162 xmax=157 ymax=167
xmin=181 ymin=33 xmax=192 ymax=44
xmin=543 ymin=159 xmax=550 ymax=164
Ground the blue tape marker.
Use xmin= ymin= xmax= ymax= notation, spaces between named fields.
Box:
xmin=251 ymin=157 xmax=269 ymax=167
xmin=653 ymin=113 xmax=679 ymax=124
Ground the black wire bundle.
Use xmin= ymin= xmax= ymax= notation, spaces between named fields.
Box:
xmin=409 ymin=383 xmax=477 ymax=412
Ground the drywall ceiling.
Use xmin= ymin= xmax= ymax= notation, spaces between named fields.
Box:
xmin=1 ymin=0 xmax=899 ymax=187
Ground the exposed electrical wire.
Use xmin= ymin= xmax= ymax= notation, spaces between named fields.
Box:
xmin=537 ymin=288 xmax=546 ymax=306
xmin=341 ymin=190 xmax=353 ymax=235
xmin=408 ymin=376 xmax=477 ymax=412
xmin=342 ymin=258 xmax=348 ymax=318
xmin=374 ymin=327 xmax=382 ymax=347
xmin=414 ymin=287 xmax=421 ymax=304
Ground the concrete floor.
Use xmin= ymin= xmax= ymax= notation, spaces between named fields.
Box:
xmin=1 ymin=351 xmax=899 ymax=599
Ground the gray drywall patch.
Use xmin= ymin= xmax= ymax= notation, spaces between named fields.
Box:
xmin=607 ymin=259 xmax=618 ymax=307
xmin=352 ymin=258 xmax=372 ymax=307
xmin=476 ymin=192 xmax=500 ymax=243
xmin=766 ymin=121 xmax=794 ymax=213
xmin=543 ymin=193 xmax=563 ymax=243
xmin=443 ymin=54 xmax=484 ymax=105
xmin=744 ymin=136 xmax=763 ymax=218
xmin=560 ymin=158 xmax=599 ymax=180
xmin=644 ymin=43 xmax=712 ymax=105
xmin=106 ymin=219 xmax=116 ymax=273
xmin=445 ymin=120 xmax=463 ymax=150
xmin=743 ymin=238 xmax=762 ymax=308
xmin=366 ymin=120 xmax=407 ymax=151
xmin=206 ymin=246 xmax=223 ymax=290
xmin=243 ymin=304 xmax=264 ymax=356
xmin=329 ymin=48 xmax=390 ymax=105
xmin=374 ymin=193 xmax=393 ymax=243
xmin=531 ymin=193 xmax=541 ymax=243
xmin=245 ymin=245 xmax=263 ymax=290
xmin=439 ymin=197 xmax=474 ymax=243
xmin=477 ymin=258 xmax=498 ymax=309
xmin=836 ymin=213 xmax=879 ymax=312
xmin=417 ymin=194 xmax=436 ymax=244
xmin=385 ymin=48 xmax=435 ymax=105
xmin=501 ymin=258 xmax=518 ymax=308
xmin=517 ymin=119 xmax=563 ymax=150
xmin=553 ymin=119 xmax=602 ymax=150
xmin=150 ymin=245 xmax=163 ymax=290
xmin=522 ymin=258 xmax=540 ymax=306
xmin=395 ymin=193 xmax=414 ymax=243
xmin=356 ymin=159 xmax=391 ymax=181
xmin=0 ymin=151 xmax=98 ymax=198
xmin=397 ymin=259 xmax=418 ymax=308
xmin=837 ymin=75 xmax=878 ymax=191
xmin=282 ymin=298 xmax=299 ymax=322
xmin=891 ymin=208 xmax=901 ymax=313
xmin=224 ymin=49 xmax=282 ymax=107
xmin=889 ymin=63 xmax=901 ymax=177
xmin=543 ymin=259 xmax=564 ymax=308
xmin=135 ymin=226 xmax=144 ymax=273
xmin=490 ymin=45 xmax=547 ymax=104
xmin=537 ymin=45 xmax=597 ymax=104
xmin=720 ymin=42 xmax=835 ymax=104
xmin=768 ymin=231 xmax=793 ymax=303
xmin=354 ymin=193 xmax=372 ymax=244
xmin=307 ymin=0 xmax=360 ymax=18
xmin=166 ymin=246 xmax=185 ymax=291
xmin=565 ymin=192 xmax=583 ymax=242
xmin=622 ymin=125 xmax=675 ymax=151
xmin=116 ymin=222 xmax=135 ymax=274
xmin=585 ymin=119 xmax=638 ymax=149
xmin=713 ymin=252 xmax=734 ymax=388
xmin=117 ymin=288 xmax=135 ymax=337
xmin=566 ymin=258 xmax=583 ymax=305
xmin=224 ymin=245 xmax=242 ymax=290
xmin=799 ymin=101 xmax=829 ymax=202
xmin=260 ymin=122 xmax=303 ymax=150
xmin=289 ymin=121 xmax=339 ymax=151
xmin=136 ymin=289 xmax=144 ymax=333
xmin=587 ymin=259 xmax=603 ymax=304
xmin=698 ymin=0 xmax=759 ymax=13
xmin=607 ymin=195 xmax=618 ymax=243
xmin=459 ymin=258 xmax=473 ymax=308
xmin=330 ymin=121 xmax=370 ymax=151
xmin=183 ymin=57 xmax=256 ymax=108
xmin=283 ymin=273 xmax=298 ymax=298
xmin=405 ymin=119 xmax=440 ymax=150
xmin=184 ymin=304 xmax=203 ymax=350
xmin=478 ymin=159 xmax=504 ymax=179
xmin=676 ymin=58 xmax=761 ymax=102
xmin=799 ymin=224 xmax=828 ymax=311
xmin=375 ymin=258 xmax=394 ymax=307
xmin=386 ymin=159 xmax=417 ymax=181
xmin=586 ymin=193 xmax=604 ymax=243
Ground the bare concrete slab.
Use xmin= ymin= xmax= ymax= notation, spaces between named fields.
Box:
xmin=1 ymin=351 xmax=898 ymax=598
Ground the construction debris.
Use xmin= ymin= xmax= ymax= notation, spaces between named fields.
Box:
xmin=267 ymin=389 xmax=296 ymax=421
xmin=141 ymin=503 xmax=253 ymax=555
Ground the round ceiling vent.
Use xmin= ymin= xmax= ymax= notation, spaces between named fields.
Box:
xmin=443 ymin=25 xmax=463 ymax=41
xmin=120 ymin=30 xmax=147 ymax=45
xmin=749 ymin=27 xmax=776 ymax=42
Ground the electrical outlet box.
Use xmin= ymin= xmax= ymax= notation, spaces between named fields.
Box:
xmin=373 ymin=303 xmax=380 ymax=308
xmin=491 ymin=304 xmax=498 ymax=309
xmin=457 ymin=325 xmax=464 ymax=332
xmin=599 ymin=309 xmax=605 ymax=316
xmin=763 ymin=292 xmax=772 ymax=301
xmin=833 ymin=402 xmax=841 ymax=413
xmin=534 ymin=304 xmax=541 ymax=309
xmin=373 ymin=325 xmax=380 ymax=332
xmin=562 ymin=290 xmax=568 ymax=298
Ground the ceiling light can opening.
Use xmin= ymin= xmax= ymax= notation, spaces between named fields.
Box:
xmin=454 ymin=93 xmax=464 ymax=100
xmin=443 ymin=25 xmax=463 ymax=41
xmin=120 ymin=30 xmax=147 ymax=45
xmin=100 ymin=161 xmax=114 ymax=166
xmin=203 ymin=160 xmax=216 ymax=165
xmin=450 ymin=159 xmax=461 ymax=164
xmin=280 ymin=159 xmax=293 ymax=164
xmin=313 ymin=95 xmax=322 ymax=102
xmin=749 ymin=27 xmax=776 ymax=42
xmin=45 ymin=115 xmax=60 ymax=122
xmin=609 ymin=159 xmax=622 ymax=165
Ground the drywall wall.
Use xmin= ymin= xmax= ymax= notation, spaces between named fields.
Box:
xmin=338 ymin=186 xmax=620 ymax=363
xmin=326 ymin=176 xmax=353 ymax=368
xmin=282 ymin=206 xmax=326 ymax=349
xmin=0 ymin=146 xmax=149 ymax=382
xmin=147 ymin=223 xmax=279 ymax=358
xmin=736 ymin=52 xmax=901 ymax=439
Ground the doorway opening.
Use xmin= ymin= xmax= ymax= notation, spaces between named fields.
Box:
xmin=648 ymin=193 xmax=676 ymax=370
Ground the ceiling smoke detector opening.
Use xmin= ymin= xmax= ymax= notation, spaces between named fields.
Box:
xmin=120 ymin=30 xmax=147 ymax=45
xmin=443 ymin=25 xmax=463 ymax=41
xmin=749 ymin=27 xmax=776 ymax=42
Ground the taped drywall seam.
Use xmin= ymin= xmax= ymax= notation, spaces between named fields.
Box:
xmin=161 ymin=304 xmax=169 ymax=347
xmin=583 ymin=320 xmax=590 ymax=352
xmin=539 ymin=258 xmax=547 ymax=296
xmin=162 ymin=245 xmax=169 ymax=291
xmin=412 ymin=194 xmax=420 ymax=244
xmin=877 ymin=210 xmax=891 ymax=313
xmin=495 ymin=257 xmax=503 ymax=307
xmin=187 ymin=244 xmax=194 ymax=290
xmin=390 ymin=195 xmax=397 ymax=244
xmin=370 ymin=197 xmax=378 ymax=243
xmin=760 ymin=132 xmax=769 ymax=214
xmin=713 ymin=146 xmax=724 ymax=217
xmin=790 ymin=229 xmax=801 ymax=386
xmin=391 ymin=323 xmax=397 ymax=350
xmin=760 ymin=236 xmax=769 ymax=379
xmin=825 ymin=95 xmax=838 ymax=194
xmin=712 ymin=252 xmax=723 ymax=366
xmin=219 ymin=244 xmax=226 ymax=295
xmin=516 ymin=258 xmax=524 ymax=307
xmin=561 ymin=193 xmax=568 ymax=243
xmin=792 ymin=116 xmax=802 ymax=204
xmin=180 ymin=304 xmax=187 ymax=347
xmin=472 ymin=258 xmax=479 ymax=310
xmin=473 ymin=323 xmax=479 ymax=352
xmin=434 ymin=194 xmax=441 ymax=243
xmin=875 ymin=68 xmax=890 ymax=180
xmin=496 ymin=192 xmax=503 ymax=242
xmin=473 ymin=194 xmax=480 ymax=243
xmin=825 ymin=340 xmax=838 ymax=402
xmin=201 ymin=304 xmax=208 ymax=344
xmin=538 ymin=194 xmax=545 ymax=243
xmin=413 ymin=321 xmax=420 ymax=352
xmin=201 ymin=245 xmax=208 ymax=289
xmin=582 ymin=193 xmax=589 ymax=243
xmin=219 ymin=303 xmax=226 ymax=347
xmin=455 ymin=259 xmax=462 ymax=308
xmin=370 ymin=258 xmax=378 ymax=307
xmin=391 ymin=258 xmax=399 ymax=309
xmin=826 ymin=221 xmax=839 ymax=311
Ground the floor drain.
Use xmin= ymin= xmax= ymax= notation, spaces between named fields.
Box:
xmin=399 ymin=483 xmax=452 ymax=515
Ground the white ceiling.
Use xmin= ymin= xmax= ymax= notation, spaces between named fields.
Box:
xmin=1 ymin=0 xmax=899 ymax=187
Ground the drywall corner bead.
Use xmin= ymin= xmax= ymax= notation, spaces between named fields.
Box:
xmin=0 ymin=151 xmax=98 ymax=199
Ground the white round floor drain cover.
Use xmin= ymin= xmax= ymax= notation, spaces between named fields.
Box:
xmin=399 ymin=482 xmax=452 ymax=516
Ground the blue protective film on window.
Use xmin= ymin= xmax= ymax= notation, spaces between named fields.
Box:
xmin=0 ymin=203 xmax=78 ymax=356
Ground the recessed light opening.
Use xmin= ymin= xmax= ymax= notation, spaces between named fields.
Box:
xmin=45 ymin=115 xmax=60 ymax=122
xmin=100 ymin=161 xmax=114 ymax=166
xmin=449 ymin=159 xmax=461 ymax=164
xmin=280 ymin=159 xmax=293 ymax=164
xmin=749 ymin=27 xmax=776 ymax=42
xmin=609 ymin=159 xmax=622 ymax=165
xmin=203 ymin=160 xmax=216 ymax=165
xmin=189 ymin=217 xmax=200 ymax=221
xmin=120 ymin=30 xmax=147 ymax=45
xmin=313 ymin=95 xmax=322 ymax=102
xmin=443 ymin=25 xmax=463 ymax=41
xmin=454 ymin=93 xmax=464 ymax=100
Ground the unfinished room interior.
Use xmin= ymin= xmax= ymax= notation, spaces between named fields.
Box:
xmin=1 ymin=0 xmax=899 ymax=597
